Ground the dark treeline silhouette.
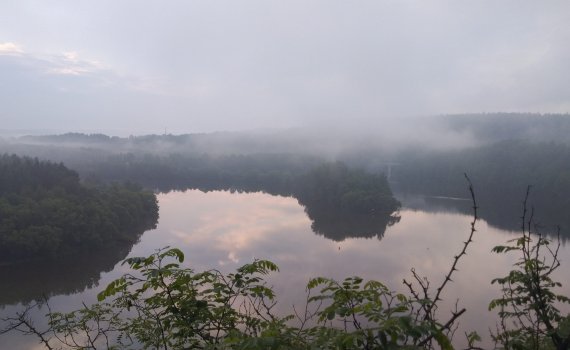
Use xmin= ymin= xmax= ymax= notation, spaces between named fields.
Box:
xmin=324 ymin=113 xmax=570 ymax=235
xmin=76 ymin=152 xmax=320 ymax=195
xmin=295 ymin=163 xmax=400 ymax=241
xmin=0 ymin=154 xmax=159 ymax=263
xmin=87 ymin=155 xmax=401 ymax=241
xmin=0 ymin=143 xmax=401 ymax=243
xmin=7 ymin=113 xmax=570 ymax=237
xmin=2 ymin=134 xmax=404 ymax=241
xmin=394 ymin=139 xmax=570 ymax=235
xmin=0 ymin=137 xmax=325 ymax=193
xmin=0 ymin=239 xmax=134 ymax=305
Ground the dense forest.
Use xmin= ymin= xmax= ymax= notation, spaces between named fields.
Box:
xmin=394 ymin=139 xmax=570 ymax=233
xmin=2 ymin=133 xmax=404 ymax=240
xmin=2 ymin=115 xmax=570 ymax=348
xmin=0 ymin=152 xmax=400 ymax=261
xmin=3 ymin=113 xmax=570 ymax=236
xmin=0 ymin=154 xmax=159 ymax=262
xmin=333 ymin=113 xmax=570 ymax=234
xmin=295 ymin=162 xmax=401 ymax=240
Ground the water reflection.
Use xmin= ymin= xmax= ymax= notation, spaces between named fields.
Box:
xmin=1 ymin=190 xmax=570 ymax=349
xmin=122 ymin=190 xmax=570 ymax=348
xmin=174 ymin=187 xmax=402 ymax=242
xmin=304 ymin=205 xmax=401 ymax=241
xmin=399 ymin=191 xmax=570 ymax=239
xmin=0 ymin=240 xmax=135 ymax=306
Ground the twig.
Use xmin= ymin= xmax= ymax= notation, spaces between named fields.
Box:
xmin=426 ymin=174 xmax=478 ymax=317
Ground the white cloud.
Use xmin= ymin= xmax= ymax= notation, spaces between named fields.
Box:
xmin=46 ymin=67 xmax=88 ymax=76
xmin=62 ymin=51 xmax=79 ymax=62
xmin=0 ymin=45 xmax=169 ymax=133
xmin=45 ymin=51 xmax=101 ymax=76
xmin=1 ymin=1 xmax=570 ymax=133
xmin=0 ymin=42 xmax=23 ymax=55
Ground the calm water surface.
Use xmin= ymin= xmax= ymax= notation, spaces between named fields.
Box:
xmin=2 ymin=190 xmax=569 ymax=349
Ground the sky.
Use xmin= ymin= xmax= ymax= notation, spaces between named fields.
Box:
xmin=1 ymin=1 xmax=569 ymax=135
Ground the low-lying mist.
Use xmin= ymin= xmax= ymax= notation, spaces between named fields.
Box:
xmin=3 ymin=113 xmax=569 ymax=163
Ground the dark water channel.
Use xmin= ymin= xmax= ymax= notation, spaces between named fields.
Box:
xmin=1 ymin=190 xmax=569 ymax=349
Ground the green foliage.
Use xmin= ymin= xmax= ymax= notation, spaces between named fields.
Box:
xmin=303 ymin=276 xmax=453 ymax=349
xmin=92 ymin=247 xmax=284 ymax=349
xmin=6 ymin=154 xmax=570 ymax=348
xmin=0 ymin=154 xmax=159 ymax=262
xmin=2 ymin=247 xmax=466 ymax=349
xmin=490 ymin=199 xmax=570 ymax=349
xmin=4 ymin=136 xmax=403 ymax=240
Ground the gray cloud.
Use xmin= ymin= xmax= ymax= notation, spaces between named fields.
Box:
xmin=1 ymin=1 xmax=569 ymax=134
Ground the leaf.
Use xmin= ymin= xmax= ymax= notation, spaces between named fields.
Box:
xmin=160 ymin=248 xmax=185 ymax=263
xmin=466 ymin=331 xmax=481 ymax=346
xmin=97 ymin=277 xmax=126 ymax=301
xmin=433 ymin=329 xmax=454 ymax=350
xmin=307 ymin=277 xmax=331 ymax=290
xmin=326 ymin=310 xmax=336 ymax=320
xmin=491 ymin=245 xmax=519 ymax=254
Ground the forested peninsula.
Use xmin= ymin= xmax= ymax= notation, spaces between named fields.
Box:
xmin=0 ymin=151 xmax=399 ymax=264
xmin=0 ymin=154 xmax=159 ymax=263
xmin=8 ymin=113 xmax=570 ymax=237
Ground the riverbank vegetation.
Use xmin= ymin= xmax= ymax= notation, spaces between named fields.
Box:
xmin=2 ymin=185 xmax=569 ymax=349
xmin=2 ymin=114 xmax=570 ymax=347
xmin=4 ymin=114 xmax=570 ymax=237
xmin=295 ymin=162 xmax=400 ymax=240
xmin=394 ymin=139 xmax=570 ymax=234
xmin=0 ymin=154 xmax=159 ymax=262
xmin=0 ymin=152 xmax=399 ymax=264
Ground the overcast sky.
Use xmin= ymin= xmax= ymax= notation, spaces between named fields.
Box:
xmin=1 ymin=1 xmax=569 ymax=135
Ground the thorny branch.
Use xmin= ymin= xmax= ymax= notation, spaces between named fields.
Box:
xmin=1 ymin=303 xmax=54 ymax=350
xmin=404 ymin=173 xmax=479 ymax=346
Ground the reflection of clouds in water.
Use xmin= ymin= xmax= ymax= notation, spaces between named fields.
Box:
xmin=153 ymin=192 xmax=526 ymax=293
xmin=347 ymin=210 xmax=570 ymax=347
xmin=148 ymin=191 xmax=570 ymax=348
xmin=149 ymin=190 xmax=310 ymax=268
xmin=3 ymin=190 xmax=570 ymax=349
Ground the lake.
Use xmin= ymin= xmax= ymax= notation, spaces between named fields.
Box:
xmin=1 ymin=189 xmax=569 ymax=349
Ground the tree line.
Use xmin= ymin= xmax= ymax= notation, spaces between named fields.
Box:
xmin=0 ymin=154 xmax=159 ymax=262
xmin=394 ymin=139 xmax=570 ymax=235
xmin=6 ymin=147 xmax=400 ymax=241
xmin=0 ymin=152 xmax=401 ymax=264
xmin=3 ymin=185 xmax=569 ymax=349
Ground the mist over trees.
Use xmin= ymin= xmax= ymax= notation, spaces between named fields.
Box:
xmin=3 ymin=0 xmax=570 ymax=346
xmin=2 ymin=114 xmax=570 ymax=348
xmin=393 ymin=140 xmax=570 ymax=233
xmin=438 ymin=113 xmax=570 ymax=144
xmin=3 ymin=113 xmax=570 ymax=237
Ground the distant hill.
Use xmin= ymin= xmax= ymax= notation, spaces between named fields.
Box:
xmin=437 ymin=113 xmax=570 ymax=144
